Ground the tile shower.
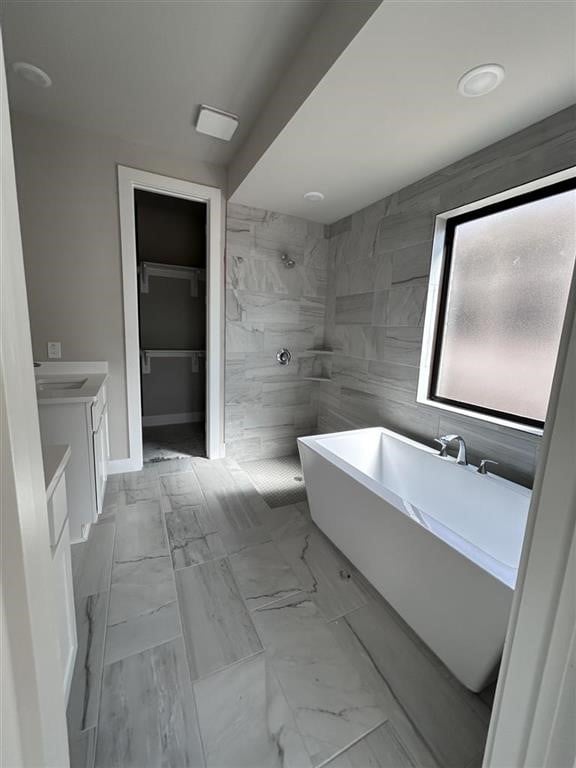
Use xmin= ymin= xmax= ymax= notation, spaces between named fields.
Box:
xmin=225 ymin=203 xmax=328 ymax=461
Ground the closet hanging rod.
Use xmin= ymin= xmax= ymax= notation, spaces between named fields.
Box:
xmin=139 ymin=261 xmax=206 ymax=295
xmin=140 ymin=348 xmax=206 ymax=375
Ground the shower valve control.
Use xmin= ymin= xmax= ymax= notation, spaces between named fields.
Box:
xmin=276 ymin=348 xmax=292 ymax=366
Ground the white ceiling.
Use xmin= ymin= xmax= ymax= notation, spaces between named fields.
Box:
xmin=1 ymin=0 xmax=327 ymax=165
xmin=231 ymin=0 xmax=576 ymax=223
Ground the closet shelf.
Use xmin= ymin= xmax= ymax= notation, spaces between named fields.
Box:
xmin=140 ymin=348 xmax=206 ymax=375
xmin=139 ymin=261 xmax=206 ymax=295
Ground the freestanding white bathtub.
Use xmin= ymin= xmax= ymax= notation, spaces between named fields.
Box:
xmin=298 ymin=427 xmax=531 ymax=692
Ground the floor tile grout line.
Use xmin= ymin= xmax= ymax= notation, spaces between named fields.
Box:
xmin=158 ymin=474 xmax=209 ymax=768
xmin=334 ymin=610 xmax=443 ymax=768
xmin=88 ymin=513 xmax=117 ymax=768
xmin=191 ymin=647 xmax=267 ymax=687
xmin=314 ymin=716 xmax=392 ymax=768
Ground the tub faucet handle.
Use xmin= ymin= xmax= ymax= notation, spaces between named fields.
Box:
xmin=437 ymin=434 xmax=468 ymax=465
xmin=477 ymin=459 xmax=498 ymax=475
xmin=434 ymin=437 xmax=450 ymax=457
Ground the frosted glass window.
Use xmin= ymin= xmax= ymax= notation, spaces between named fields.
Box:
xmin=432 ymin=182 xmax=576 ymax=426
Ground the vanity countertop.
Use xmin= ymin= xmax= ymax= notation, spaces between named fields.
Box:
xmin=35 ymin=372 xmax=108 ymax=405
xmin=43 ymin=444 xmax=72 ymax=500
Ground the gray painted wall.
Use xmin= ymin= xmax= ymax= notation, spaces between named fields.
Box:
xmin=11 ymin=111 xmax=224 ymax=459
xmin=319 ymin=106 xmax=576 ymax=487
xmin=225 ymin=203 xmax=328 ymax=460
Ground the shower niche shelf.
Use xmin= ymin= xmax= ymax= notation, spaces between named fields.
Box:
xmin=300 ymin=347 xmax=333 ymax=382
xmin=138 ymin=261 xmax=206 ymax=296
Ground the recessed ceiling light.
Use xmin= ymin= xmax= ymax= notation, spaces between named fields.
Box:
xmin=12 ymin=62 xmax=52 ymax=88
xmin=195 ymin=105 xmax=239 ymax=141
xmin=304 ymin=191 xmax=325 ymax=202
xmin=457 ymin=64 xmax=505 ymax=97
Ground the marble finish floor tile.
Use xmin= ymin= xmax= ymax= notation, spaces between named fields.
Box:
xmin=194 ymin=653 xmax=311 ymax=768
xmin=165 ymin=505 xmax=226 ymax=568
xmin=71 ymin=540 xmax=87 ymax=587
xmin=68 ymin=457 xmax=490 ymax=768
xmin=193 ymin=459 xmax=268 ymax=532
xmin=252 ymin=593 xmax=386 ymax=766
xmin=95 ymin=639 xmax=205 ymax=768
xmin=108 ymin=555 xmax=175 ymax=624
xmin=114 ymin=501 xmax=168 ymax=563
xmin=329 ymin=618 xmax=439 ymax=767
xmin=67 ymin=592 xmax=108 ymax=735
xmin=160 ymin=470 xmax=205 ymax=502
xmin=276 ymin=525 xmax=370 ymax=620
xmin=218 ymin=519 xmax=273 ymax=556
xmin=104 ymin=601 xmax=181 ymax=665
xmin=229 ymin=541 xmax=301 ymax=610
xmin=325 ymin=722 xmax=421 ymax=768
xmin=119 ymin=470 xmax=160 ymax=491
xmin=343 ymin=597 xmax=489 ymax=767
xmin=75 ymin=522 xmax=115 ymax=600
xmin=265 ymin=503 xmax=310 ymax=540
xmin=176 ymin=557 xmax=262 ymax=680
xmin=124 ymin=483 xmax=160 ymax=504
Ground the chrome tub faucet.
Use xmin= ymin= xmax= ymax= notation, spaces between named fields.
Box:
xmin=435 ymin=434 xmax=468 ymax=465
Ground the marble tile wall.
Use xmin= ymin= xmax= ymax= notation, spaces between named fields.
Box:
xmin=318 ymin=106 xmax=576 ymax=487
xmin=225 ymin=203 xmax=328 ymax=460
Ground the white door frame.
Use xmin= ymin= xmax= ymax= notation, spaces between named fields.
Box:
xmin=484 ymin=268 xmax=576 ymax=767
xmin=1 ymin=30 xmax=70 ymax=766
xmin=116 ymin=166 xmax=225 ymax=470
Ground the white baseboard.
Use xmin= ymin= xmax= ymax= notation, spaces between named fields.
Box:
xmin=107 ymin=458 xmax=143 ymax=475
xmin=142 ymin=412 xmax=204 ymax=427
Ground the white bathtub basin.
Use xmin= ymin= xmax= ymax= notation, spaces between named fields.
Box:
xmin=298 ymin=427 xmax=531 ymax=691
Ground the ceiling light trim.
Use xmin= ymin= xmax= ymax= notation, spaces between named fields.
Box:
xmin=12 ymin=61 xmax=52 ymax=88
xmin=303 ymin=191 xmax=325 ymax=202
xmin=457 ymin=63 xmax=505 ymax=98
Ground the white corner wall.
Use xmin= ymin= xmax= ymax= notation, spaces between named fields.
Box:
xmin=10 ymin=111 xmax=226 ymax=460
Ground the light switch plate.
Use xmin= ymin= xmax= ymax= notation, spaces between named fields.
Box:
xmin=47 ymin=341 xmax=61 ymax=359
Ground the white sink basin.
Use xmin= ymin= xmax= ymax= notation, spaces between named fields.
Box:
xmin=36 ymin=378 xmax=88 ymax=391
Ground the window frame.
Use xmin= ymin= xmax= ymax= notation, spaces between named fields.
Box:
xmin=417 ymin=167 xmax=576 ymax=435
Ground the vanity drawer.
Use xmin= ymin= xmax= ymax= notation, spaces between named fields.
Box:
xmin=91 ymin=384 xmax=107 ymax=431
xmin=48 ymin=473 xmax=68 ymax=549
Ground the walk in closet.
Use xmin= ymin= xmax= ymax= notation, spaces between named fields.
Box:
xmin=135 ymin=190 xmax=207 ymax=460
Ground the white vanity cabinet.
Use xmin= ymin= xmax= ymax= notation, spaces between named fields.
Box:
xmin=43 ymin=445 xmax=77 ymax=703
xmin=36 ymin=367 xmax=109 ymax=541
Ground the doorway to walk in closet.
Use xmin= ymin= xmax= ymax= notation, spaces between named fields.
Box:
xmin=135 ymin=190 xmax=207 ymax=461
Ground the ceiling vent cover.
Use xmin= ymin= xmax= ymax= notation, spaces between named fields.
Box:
xmin=195 ymin=105 xmax=239 ymax=141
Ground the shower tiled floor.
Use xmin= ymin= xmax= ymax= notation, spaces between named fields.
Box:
xmin=239 ymin=453 xmax=307 ymax=507
xmin=67 ymin=456 xmax=491 ymax=768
